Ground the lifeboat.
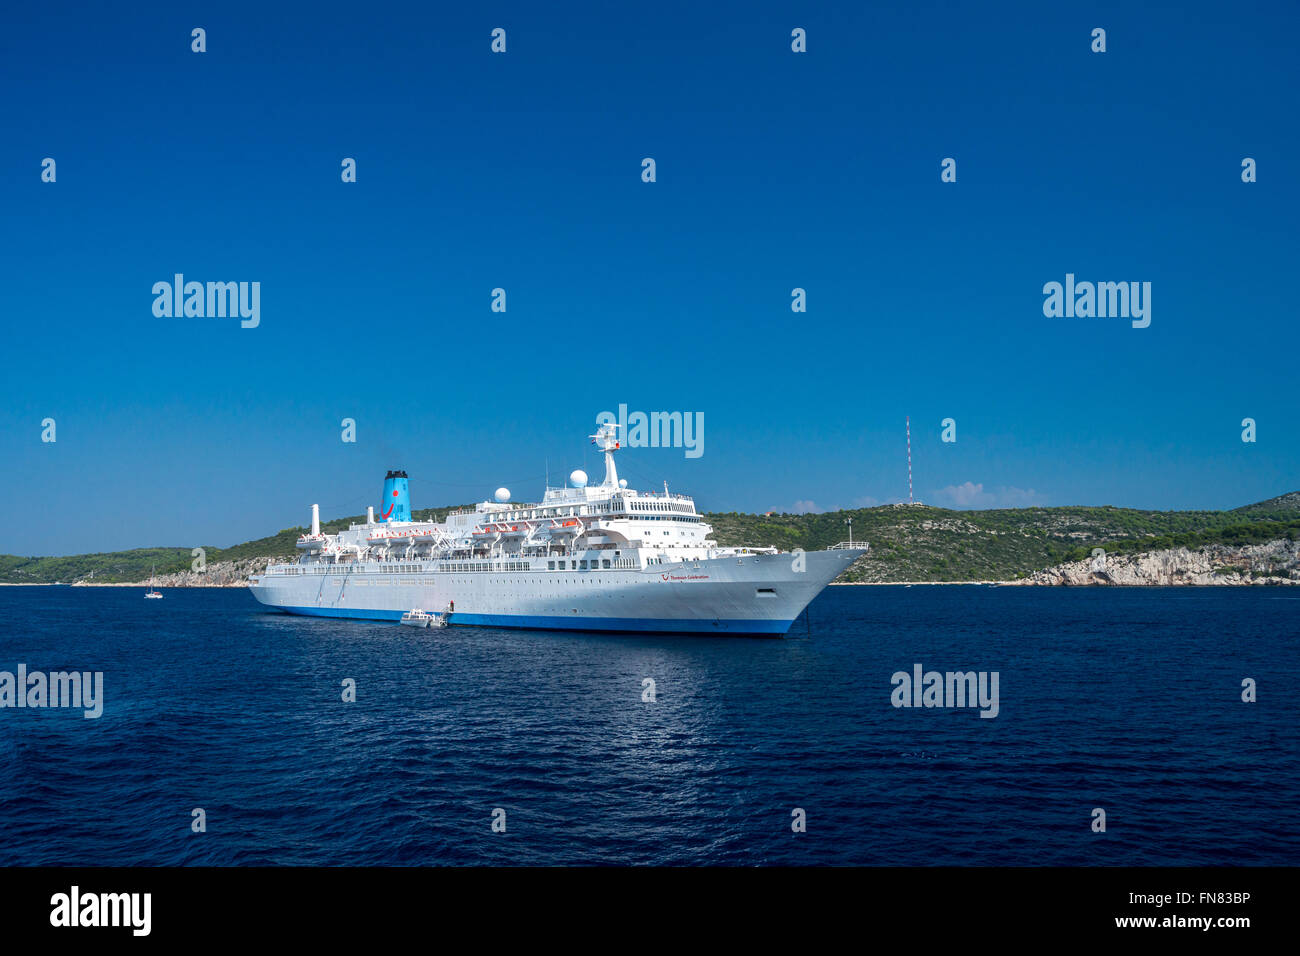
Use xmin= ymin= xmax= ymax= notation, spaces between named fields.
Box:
xmin=368 ymin=527 xmax=434 ymax=542
xmin=368 ymin=530 xmax=406 ymax=545
xmin=476 ymin=522 xmax=523 ymax=535
xmin=544 ymin=518 xmax=583 ymax=537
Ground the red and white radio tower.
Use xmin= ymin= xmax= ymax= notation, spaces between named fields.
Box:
xmin=906 ymin=416 xmax=913 ymax=505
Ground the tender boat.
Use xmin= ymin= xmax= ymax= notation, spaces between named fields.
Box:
xmin=399 ymin=609 xmax=447 ymax=628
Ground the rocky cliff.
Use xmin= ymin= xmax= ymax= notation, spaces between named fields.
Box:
xmin=71 ymin=557 xmax=286 ymax=588
xmin=1010 ymin=539 xmax=1300 ymax=586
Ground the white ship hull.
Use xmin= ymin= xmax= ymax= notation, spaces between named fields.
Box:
xmin=251 ymin=550 xmax=861 ymax=636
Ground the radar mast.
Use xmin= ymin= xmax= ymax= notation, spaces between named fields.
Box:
xmin=590 ymin=423 xmax=621 ymax=488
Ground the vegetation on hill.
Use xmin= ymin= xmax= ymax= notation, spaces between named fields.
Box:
xmin=0 ymin=548 xmax=193 ymax=585
xmin=707 ymin=498 xmax=1300 ymax=582
xmin=1230 ymin=491 xmax=1300 ymax=516
xmin=0 ymin=505 xmax=475 ymax=584
xmin=2 ymin=497 xmax=1297 ymax=585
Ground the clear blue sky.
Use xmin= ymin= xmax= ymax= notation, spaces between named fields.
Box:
xmin=2 ymin=1 xmax=1297 ymax=555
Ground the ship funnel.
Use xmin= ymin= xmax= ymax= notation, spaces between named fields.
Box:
xmin=311 ymin=504 xmax=320 ymax=536
xmin=380 ymin=470 xmax=411 ymax=523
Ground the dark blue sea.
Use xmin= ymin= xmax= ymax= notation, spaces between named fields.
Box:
xmin=1 ymin=585 xmax=1296 ymax=866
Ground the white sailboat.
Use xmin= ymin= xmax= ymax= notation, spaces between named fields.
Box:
xmin=145 ymin=565 xmax=164 ymax=599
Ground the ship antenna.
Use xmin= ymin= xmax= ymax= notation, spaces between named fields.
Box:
xmin=906 ymin=415 xmax=913 ymax=505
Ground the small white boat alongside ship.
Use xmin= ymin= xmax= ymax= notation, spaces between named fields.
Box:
xmin=399 ymin=609 xmax=448 ymax=628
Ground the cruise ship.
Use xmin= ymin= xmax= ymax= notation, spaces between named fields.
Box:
xmin=249 ymin=425 xmax=866 ymax=635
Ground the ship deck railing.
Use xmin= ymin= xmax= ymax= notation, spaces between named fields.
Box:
xmin=828 ymin=541 xmax=870 ymax=551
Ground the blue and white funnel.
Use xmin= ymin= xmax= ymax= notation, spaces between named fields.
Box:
xmin=379 ymin=470 xmax=411 ymax=522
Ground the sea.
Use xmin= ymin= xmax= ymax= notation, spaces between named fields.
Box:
xmin=0 ymin=584 xmax=1296 ymax=866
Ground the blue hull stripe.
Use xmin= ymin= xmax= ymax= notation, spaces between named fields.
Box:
xmin=273 ymin=605 xmax=792 ymax=635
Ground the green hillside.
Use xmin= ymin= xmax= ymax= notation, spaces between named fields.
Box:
xmin=0 ymin=504 xmax=475 ymax=585
xmin=707 ymin=497 xmax=1300 ymax=582
xmin=1231 ymin=491 xmax=1300 ymax=516
xmin=3 ymin=496 xmax=1298 ymax=585
xmin=0 ymin=548 xmax=194 ymax=585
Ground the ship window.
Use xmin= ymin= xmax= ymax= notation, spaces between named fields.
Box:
xmin=579 ymin=560 xmax=587 ymax=570
xmin=602 ymin=559 xmax=610 ymax=568
xmin=548 ymin=561 xmax=554 ymax=570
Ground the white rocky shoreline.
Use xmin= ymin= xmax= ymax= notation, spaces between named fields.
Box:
xmin=840 ymin=538 xmax=1299 ymax=586
xmin=1008 ymin=539 xmax=1298 ymax=586
xmin=68 ymin=557 xmax=282 ymax=588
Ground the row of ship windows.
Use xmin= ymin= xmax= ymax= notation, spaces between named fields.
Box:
xmin=438 ymin=560 xmax=638 ymax=572
xmin=441 ymin=561 xmax=531 ymax=572
xmin=492 ymin=503 xmax=697 ymax=521
xmin=497 ymin=508 xmax=575 ymax=521
xmin=277 ymin=557 xmax=677 ymax=575
xmin=628 ymin=501 xmax=694 ymax=514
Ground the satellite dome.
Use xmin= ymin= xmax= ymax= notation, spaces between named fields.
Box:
xmin=619 ymin=479 xmax=628 ymax=488
xmin=494 ymin=487 xmax=510 ymax=502
xmin=570 ymin=469 xmax=588 ymax=488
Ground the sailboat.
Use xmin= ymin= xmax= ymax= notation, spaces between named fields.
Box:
xmin=145 ymin=565 xmax=164 ymax=599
